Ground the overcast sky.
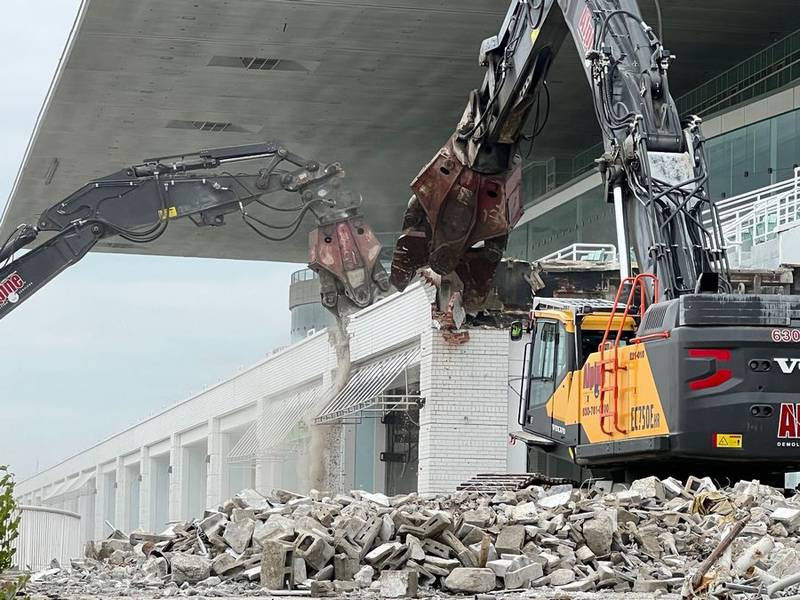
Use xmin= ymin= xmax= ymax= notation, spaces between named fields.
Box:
xmin=0 ymin=1 xmax=302 ymax=481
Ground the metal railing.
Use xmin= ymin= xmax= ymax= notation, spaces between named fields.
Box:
xmin=718 ymin=168 xmax=800 ymax=267
xmin=13 ymin=505 xmax=82 ymax=571
xmin=290 ymin=268 xmax=318 ymax=284
xmin=538 ymin=243 xmax=618 ymax=263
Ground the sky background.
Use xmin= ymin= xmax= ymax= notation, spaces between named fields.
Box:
xmin=0 ymin=1 xmax=302 ymax=480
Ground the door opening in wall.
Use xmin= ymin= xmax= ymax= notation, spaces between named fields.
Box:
xmin=382 ymin=408 xmax=419 ymax=496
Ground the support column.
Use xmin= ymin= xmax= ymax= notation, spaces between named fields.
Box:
xmin=139 ymin=446 xmax=152 ymax=530
xmin=94 ymin=465 xmax=106 ymax=540
xmin=207 ymin=417 xmax=223 ymax=508
xmin=114 ymin=456 xmax=126 ymax=530
xmin=168 ymin=433 xmax=183 ymax=522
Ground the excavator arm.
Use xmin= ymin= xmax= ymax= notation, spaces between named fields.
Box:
xmin=0 ymin=142 xmax=389 ymax=320
xmin=391 ymin=0 xmax=730 ymax=306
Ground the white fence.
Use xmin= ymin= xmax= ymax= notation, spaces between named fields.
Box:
xmin=717 ymin=168 xmax=800 ymax=267
xmin=13 ymin=505 xmax=82 ymax=571
xmin=538 ymin=243 xmax=618 ymax=263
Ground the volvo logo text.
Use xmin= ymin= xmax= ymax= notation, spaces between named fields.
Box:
xmin=775 ymin=358 xmax=800 ymax=374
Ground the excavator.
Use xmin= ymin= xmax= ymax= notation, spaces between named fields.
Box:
xmin=390 ymin=0 xmax=800 ymax=484
xmin=0 ymin=142 xmax=389 ymax=320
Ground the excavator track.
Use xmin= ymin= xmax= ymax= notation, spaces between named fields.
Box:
xmin=456 ymin=472 xmax=574 ymax=493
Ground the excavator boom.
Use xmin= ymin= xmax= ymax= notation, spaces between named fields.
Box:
xmin=0 ymin=141 xmax=389 ymax=320
xmin=391 ymin=0 xmax=730 ymax=306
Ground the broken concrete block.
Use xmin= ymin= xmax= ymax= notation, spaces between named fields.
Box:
xmin=379 ymin=514 xmax=395 ymax=541
xmin=142 ymin=556 xmax=168 ymax=578
xmin=97 ymin=539 xmax=131 ymax=560
xmin=293 ymin=557 xmax=307 ymax=583
xmin=582 ymin=514 xmax=613 ymax=556
xmin=492 ymin=491 xmax=518 ymax=505
xmin=333 ymin=533 xmax=361 ymax=560
xmin=632 ymin=579 xmax=669 ymax=593
xmin=310 ymin=580 xmax=335 ymax=597
xmin=295 ymin=532 xmax=335 ymax=572
xmin=235 ymin=488 xmax=270 ymax=510
xmin=108 ymin=549 xmax=128 ymax=565
xmin=366 ymin=542 xmax=403 ymax=564
xmin=407 ymin=535 xmax=425 ymax=562
xmin=576 ymin=545 xmax=596 ymax=563
xmin=421 ymin=538 xmax=451 ymax=559
xmin=538 ymin=490 xmax=572 ymax=509
xmin=223 ymin=517 xmax=255 ymax=553
xmin=252 ymin=515 xmax=294 ymax=547
xmin=504 ymin=562 xmax=543 ymax=589
xmin=461 ymin=507 xmax=494 ymax=528
xmin=354 ymin=565 xmax=375 ymax=588
xmin=170 ymin=554 xmax=211 ymax=584
xmin=199 ymin=512 xmax=227 ymax=536
xmin=379 ymin=569 xmax=418 ymax=598
xmin=772 ymin=506 xmax=800 ymax=528
xmin=495 ymin=525 xmax=525 ymax=556
xmin=487 ymin=558 xmax=512 ymax=577
xmin=549 ymin=568 xmax=576 ymax=586
xmin=662 ymin=477 xmax=684 ymax=499
xmin=210 ymin=553 xmax=235 ymax=576
xmin=355 ymin=516 xmax=383 ymax=559
xmin=444 ymin=568 xmax=497 ymax=593
xmin=261 ymin=540 xmax=294 ymax=590
xmin=439 ymin=529 xmax=476 ymax=567
xmin=422 ymin=512 xmax=451 ymax=537
xmin=314 ymin=564 xmax=334 ymax=581
xmin=360 ymin=491 xmax=391 ymax=507
xmin=631 ymin=476 xmax=665 ymax=500
xmin=684 ymin=475 xmax=716 ymax=495
xmin=559 ymin=577 xmax=596 ymax=592
xmin=614 ymin=490 xmax=642 ymax=505
xmin=511 ymin=502 xmax=538 ymax=524
xmin=334 ymin=554 xmax=360 ymax=581
xmin=231 ymin=507 xmax=257 ymax=523
xmin=334 ymin=580 xmax=356 ymax=593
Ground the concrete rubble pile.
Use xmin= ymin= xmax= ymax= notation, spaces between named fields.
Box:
xmin=27 ymin=478 xmax=800 ymax=598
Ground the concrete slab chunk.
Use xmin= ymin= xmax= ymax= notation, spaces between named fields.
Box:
xmin=444 ymin=568 xmax=496 ymax=593
xmin=379 ymin=569 xmax=418 ymax=598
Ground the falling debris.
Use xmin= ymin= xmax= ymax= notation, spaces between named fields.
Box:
xmin=25 ymin=478 xmax=800 ymax=599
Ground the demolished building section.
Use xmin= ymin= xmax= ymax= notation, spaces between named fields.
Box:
xmin=28 ymin=477 xmax=800 ymax=599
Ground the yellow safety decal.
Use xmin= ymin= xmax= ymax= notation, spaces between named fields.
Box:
xmin=158 ymin=206 xmax=178 ymax=220
xmin=531 ymin=28 xmax=540 ymax=45
xmin=714 ymin=433 xmax=742 ymax=448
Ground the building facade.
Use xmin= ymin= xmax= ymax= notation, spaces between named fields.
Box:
xmin=508 ymin=28 xmax=800 ymax=266
xmin=15 ymin=282 xmax=527 ymax=545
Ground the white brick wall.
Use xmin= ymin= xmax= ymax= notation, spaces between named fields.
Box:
xmin=418 ymin=328 xmax=511 ymax=494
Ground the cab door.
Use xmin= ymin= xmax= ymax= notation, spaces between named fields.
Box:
xmin=522 ymin=318 xmax=571 ymax=439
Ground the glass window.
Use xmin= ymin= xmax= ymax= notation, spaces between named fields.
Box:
xmin=528 ymin=320 xmax=569 ymax=408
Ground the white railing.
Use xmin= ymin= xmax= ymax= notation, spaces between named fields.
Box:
xmin=13 ymin=505 xmax=82 ymax=571
xmin=719 ymin=168 xmax=800 ymax=267
xmin=538 ymin=243 xmax=618 ymax=263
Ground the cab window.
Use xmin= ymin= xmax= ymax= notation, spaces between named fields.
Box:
xmin=528 ymin=320 xmax=569 ymax=408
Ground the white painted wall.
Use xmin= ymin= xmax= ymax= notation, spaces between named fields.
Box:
xmin=418 ymin=328 xmax=511 ymax=494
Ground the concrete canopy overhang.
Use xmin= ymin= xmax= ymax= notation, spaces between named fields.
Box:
xmin=3 ymin=0 xmax=799 ymax=263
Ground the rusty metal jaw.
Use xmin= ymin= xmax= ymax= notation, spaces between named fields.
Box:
xmin=390 ymin=135 xmax=524 ymax=309
xmin=308 ymin=215 xmax=390 ymax=317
